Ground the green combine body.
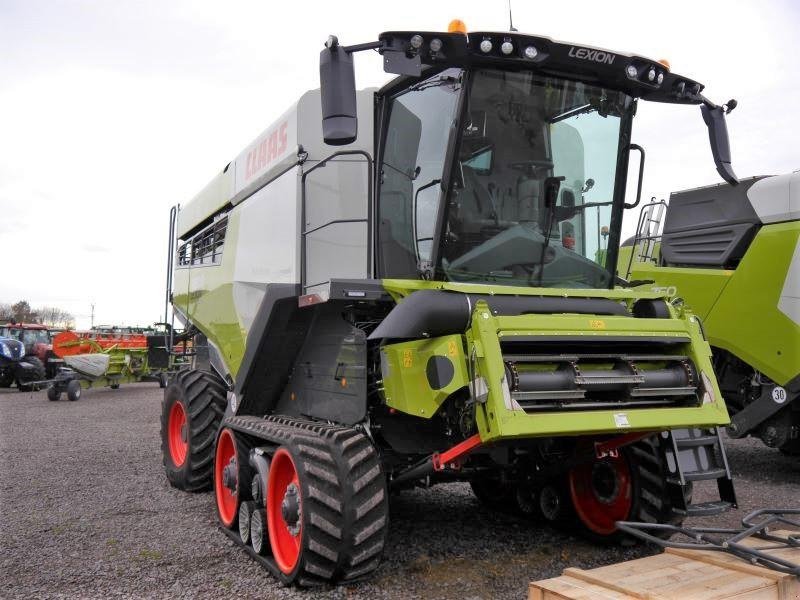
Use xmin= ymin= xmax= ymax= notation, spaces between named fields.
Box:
xmin=160 ymin=25 xmax=744 ymax=586
xmin=621 ymin=173 xmax=800 ymax=454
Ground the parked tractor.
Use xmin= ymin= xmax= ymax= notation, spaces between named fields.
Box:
xmin=0 ymin=335 xmax=43 ymax=391
xmin=1 ymin=323 xmax=62 ymax=381
xmin=620 ymin=173 xmax=800 ymax=456
xmin=161 ymin=22 xmax=743 ymax=586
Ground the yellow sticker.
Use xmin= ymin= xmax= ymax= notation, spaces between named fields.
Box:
xmin=447 ymin=340 xmax=458 ymax=357
xmin=402 ymin=349 xmax=413 ymax=368
xmin=589 ymin=319 xmax=606 ymax=330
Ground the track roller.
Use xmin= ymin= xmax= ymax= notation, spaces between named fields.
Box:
xmin=251 ymin=509 xmax=268 ymax=555
xmin=239 ymin=501 xmax=256 ymax=545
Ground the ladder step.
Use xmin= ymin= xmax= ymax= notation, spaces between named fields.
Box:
xmin=675 ymin=501 xmax=733 ymax=517
xmin=669 ymin=468 xmax=728 ymax=483
xmin=674 ymin=435 xmax=720 ymax=448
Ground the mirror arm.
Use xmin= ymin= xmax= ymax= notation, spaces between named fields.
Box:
xmin=699 ymin=95 xmax=738 ymax=186
xmin=343 ymin=40 xmax=384 ymax=53
xmin=623 ymin=143 xmax=645 ymax=210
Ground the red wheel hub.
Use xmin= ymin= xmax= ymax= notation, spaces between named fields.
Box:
xmin=167 ymin=401 xmax=188 ymax=467
xmin=214 ymin=428 xmax=239 ymax=528
xmin=267 ymin=448 xmax=303 ymax=574
xmin=569 ymin=452 xmax=633 ymax=535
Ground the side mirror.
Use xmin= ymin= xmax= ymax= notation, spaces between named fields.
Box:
xmin=543 ymin=176 xmax=566 ymax=209
xmin=701 ymin=103 xmax=738 ymax=186
xmin=319 ymin=38 xmax=357 ymax=146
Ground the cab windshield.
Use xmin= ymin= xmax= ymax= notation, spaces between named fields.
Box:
xmin=378 ymin=68 xmax=633 ymax=289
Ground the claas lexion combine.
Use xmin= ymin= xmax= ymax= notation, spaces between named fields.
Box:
xmin=161 ymin=22 xmax=742 ymax=586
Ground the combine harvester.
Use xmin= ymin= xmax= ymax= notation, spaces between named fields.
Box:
xmin=621 ymin=173 xmax=800 ymax=456
xmin=161 ymin=21 xmax=746 ymax=586
xmin=44 ymin=327 xmax=188 ymax=401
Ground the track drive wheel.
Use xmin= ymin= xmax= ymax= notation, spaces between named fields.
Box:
xmin=213 ymin=427 xmax=253 ymax=529
xmin=779 ymin=438 xmax=800 ymax=456
xmin=470 ymin=477 xmax=518 ymax=513
xmin=160 ymin=369 xmax=226 ymax=491
xmin=568 ymin=436 xmax=691 ymax=542
xmin=264 ymin=426 xmax=389 ymax=586
xmin=16 ymin=356 xmax=45 ymax=392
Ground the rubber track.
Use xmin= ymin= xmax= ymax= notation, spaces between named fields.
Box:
xmin=161 ymin=370 xmax=226 ymax=492
xmin=224 ymin=414 xmax=389 ymax=586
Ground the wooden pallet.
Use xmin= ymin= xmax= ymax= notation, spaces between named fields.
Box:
xmin=529 ymin=530 xmax=799 ymax=600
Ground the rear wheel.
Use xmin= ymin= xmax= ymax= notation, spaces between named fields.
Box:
xmin=66 ymin=380 xmax=81 ymax=401
xmin=160 ymin=369 xmax=226 ymax=491
xmin=568 ymin=436 xmax=691 ymax=542
xmin=17 ymin=356 xmax=45 ymax=392
xmin=47 ymin=386 xmax=60 ymax=401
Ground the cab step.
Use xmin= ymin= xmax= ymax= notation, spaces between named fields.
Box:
xmin=663 ymin=427 xmax=737 ymax=516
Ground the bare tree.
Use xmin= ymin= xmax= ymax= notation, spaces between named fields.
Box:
xmin=1 ymin=301 xmax=74 ymax=328
xmin=36 ymin=306 xmax=75 ymax=329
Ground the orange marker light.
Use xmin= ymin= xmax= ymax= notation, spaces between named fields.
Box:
xmin=658 ymin=58 xmax=671 ymax=70
xmin=448 ymin=19 xmax=467 ymax=34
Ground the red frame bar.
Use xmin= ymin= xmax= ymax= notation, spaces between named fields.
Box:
xmin=594 ymin=431 xmax=654 ymax=459
xmin=432 ymin=433 xmax=483 ymax=471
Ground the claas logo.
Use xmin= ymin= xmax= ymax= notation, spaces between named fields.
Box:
xmin=245 ymin=122 xmax=288 ymax=181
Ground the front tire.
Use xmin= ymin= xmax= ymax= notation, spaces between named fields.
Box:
xmin=160 ymin=369 xmax=226 ymax=491
xmin=0 ymin=370 xmax=14 ymax=388
xmin=16 ymin=356 xmax=45 ymax=392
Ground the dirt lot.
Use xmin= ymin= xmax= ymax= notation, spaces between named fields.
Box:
xmin=1 ymin=383 xmax=798 ymax=599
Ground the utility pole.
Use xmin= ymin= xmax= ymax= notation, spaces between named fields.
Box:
xmin=90 ymin=303 xmax=95 ymax=329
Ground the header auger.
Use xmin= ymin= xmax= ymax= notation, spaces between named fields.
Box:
xmin=161 ymin=21 xmax=742 ymax=586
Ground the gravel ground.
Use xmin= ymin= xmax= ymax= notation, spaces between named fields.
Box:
xmin=1 ymin=383 xmax=798 ymax=599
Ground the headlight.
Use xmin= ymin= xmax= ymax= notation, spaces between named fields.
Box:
xmin=0 ymin=342 xmax=12 ymax=359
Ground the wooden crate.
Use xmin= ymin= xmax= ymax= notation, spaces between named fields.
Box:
xmin=529 ymin=530 xmax=799 ymax=600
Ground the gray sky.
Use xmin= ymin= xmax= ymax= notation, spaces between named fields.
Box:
xmin=1 ymin=0 xmax=798 ymax=328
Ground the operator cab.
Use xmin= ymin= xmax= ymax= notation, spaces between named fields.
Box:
xmin=378 ymin=67 xmax=627 ymax=288
xmin=319 ymin=26 xmax=738 ymax=291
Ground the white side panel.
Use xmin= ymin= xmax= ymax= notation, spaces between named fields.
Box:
xmin=232 ymin=166 xmax=300 ymax=332
xmin=778 ymin=237 xmax=800 ymax=326
xmin=747 ymin=171 xmax=800 ymax=224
